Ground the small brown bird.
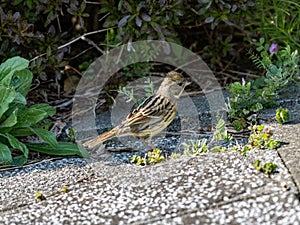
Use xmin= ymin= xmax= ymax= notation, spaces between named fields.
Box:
xmin=83 ymin=71 xmax=188 ymax=149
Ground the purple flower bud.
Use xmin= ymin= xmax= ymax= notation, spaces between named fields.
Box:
xmin=269 ymin=43 xmax=278 ymax=53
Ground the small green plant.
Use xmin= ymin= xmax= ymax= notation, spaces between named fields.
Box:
xmin=275 ymin=107 xmax=289 ymax=125
xmin=248 ymin=125 xmax=280 ymax=149
xmin=144 ymin=77 xmax=155 ymax=96
xmin=118 ymin=76 xmax=154 ymax=105
xmin=231 ymin=118 xmax=247 ymax=131
xmin=182 ymin=119 xmax=231 ymax=155
xmin=118 ymin=86 xmax=137 ymax=103
xmin=210 ymin=119 xmax=232 ymax=143
xmin=170 ymin=152 xmax=182 ymax=159
xmin=35 ymin=191 xmax=46 ymax=201
xmin=182 ymin=139 xmax=208 ymax=156
xmin=210 ymin=145 xmax=227 ymax=153
xmin=61 ymin=185 xmax=69 ymax=194
xmin=231 ymin=143 xmax=252 ymax=156
xmin=227 ymin=79 xmax=264 ymax=128
xmin=229 ymin=124 xmax=280 ymax=156
xmin=251 ymin=39 xmax=299 ymax=92
xmin=0 ymin=57 xmax=88 ymax=166
xmin=130 ymin=148 xmax=164 ymax=166
xmin=228 ymin=41 xmax=299 ymax=130
xmin=253 ymin=160 xmax=277 ymax=176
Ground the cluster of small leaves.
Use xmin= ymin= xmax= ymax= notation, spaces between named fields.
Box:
xmin=229 ymin=125 xmax=278 ymax=156
xmin=253 ymin=160 xmax=277 ymax=176
xmin=182 ymin=139 xmax=208 ymax=156
xmin=215 ymin=125 xmax=280 ymax=156
xmin=275 ymin=107 xmax=289 ymax=125
xmin=118 ymin=86 xmax=136 ymax=103
xmin=0 ymin=57 xmax=88 ymax=166
xmin=118 ymin=76 xmax=154 ymax=105
xmin=0 ymin=0 xmax=92 ymax=82
xmin=130 ymin=148 xmax=164 ymax=166
xmin=182 ymin=119 xmax=230 ymax=156
xmin=35 ymin=191 xmax=46 ymax=201
xmin=247 ymin=125 xmax=280 ymax=149
xmin=100 ymin=0 xmax=184 ymax=42
xmin=231 ymin=144 xmax=252 ymax=156
xmin=227 ymin=80 xmax=264 ymax=130
xmin=191 ymin=0 xmax=256 ymax=29
xmin=251 ymin=38 xmax=299 ymax=92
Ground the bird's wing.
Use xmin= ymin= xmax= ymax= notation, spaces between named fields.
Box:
xmin=124 ymin=95 xmax=174 ymax=125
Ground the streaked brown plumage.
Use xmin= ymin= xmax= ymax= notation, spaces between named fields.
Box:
xmin=83 ymin=71 xmax=188 ymax=149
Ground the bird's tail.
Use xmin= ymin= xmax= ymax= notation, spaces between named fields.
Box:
xmin=83 ymin=128 xmax=117 ymax=148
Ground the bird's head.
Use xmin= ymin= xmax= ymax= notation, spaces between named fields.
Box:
xmin=165 ymin=71 xmax=185 ymax=86
xmin=157 ymin=71 xmax=190 ymax=100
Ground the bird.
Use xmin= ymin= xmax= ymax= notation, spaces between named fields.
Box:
xmin=83 ymin=71 xmax=189 ymax=149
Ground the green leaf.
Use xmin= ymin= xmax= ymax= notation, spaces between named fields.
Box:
xmin=0 ymin=86 xmax=17 ymax=119
xmin=29 ymin=127 xmax=58 ymax=148
xmin=10 ymin=92 xmax=27 ymax=107
xmin=4 ymin=133 xmax=28 ymax=158
xmin=15 ymin=107 xmax=48 ymax=128
xmin=26 ymin=142 xmax=89 ymax=158
xmin=10 ymin=69 xmax=33 ymax=97
xmin=30 ymin=104 xmax=56 ymax=117
xmin=0 ymin=56 xmax=29 ymax=86
xmin=9 ymin=127 xmax=34 ymax=137
xmin=0 ymin=143 xmax=12 ymax=164
xmin=0 ymin=108 xmax=18 ymax=129
xmin=13 ymin=155 xmax=27 ymax=166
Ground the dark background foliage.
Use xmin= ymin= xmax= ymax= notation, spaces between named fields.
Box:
xmin=1 ymin=0 xmax=299 ymax=107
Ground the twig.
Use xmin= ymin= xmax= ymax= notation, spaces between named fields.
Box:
xmin=84 ymin=0 xmax=102 ymax=4
xmin=66 ymin=46 xmax=94 ymax=60
xmin=30 ymin=27 xmax=116 ymax=62
xmin=54 ymin=98 xmax=74 ymax=109
xmin=227 ymin=70 xmax=260 ymax=78
xmin=98 ymin=12 xmax=110 ymax=22
xmin=81 ymin=36 xmax=104 ymax=54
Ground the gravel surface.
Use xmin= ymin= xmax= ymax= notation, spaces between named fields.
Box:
xmin=1 ymin=149 xmax=300 ymax=224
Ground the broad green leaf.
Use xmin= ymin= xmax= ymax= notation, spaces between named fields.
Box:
xmin=4 ymin=92 xmax=27 ymax=116
xmin=0 ymin=143 xmax=12 ymax=164
xmin=10 ymin=69 xmax=33 ymax=97
xmin=0 ymin=108 xmax=18 ymax=128
xmin=29 ymin=127 xmax=58 ymax=148
xmin=4 ymin=133 xmax=29 ymax=158
xmin=12 ymin=155 xmax=27 ymax=166
xmin=0 ymin=57 xmax=29 ymax=86
xmin=9 ymin=127 xmax=34 ymax=137
xmin=26 ymin=142 xmax=89 ymax=158
xmin=15 ymin=108 xmax=47 ymax=128
xmin=29 ymin=104 xmax=56 ymax=117
xmin=0 ymin=86 xmax=17 ymax=119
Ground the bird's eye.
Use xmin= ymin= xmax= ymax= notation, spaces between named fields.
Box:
xmin=178 ymin=81 xmax=183 ymax=86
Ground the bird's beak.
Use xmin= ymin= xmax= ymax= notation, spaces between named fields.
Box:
xmin=183 ymin=81 xmax=192 ymax=88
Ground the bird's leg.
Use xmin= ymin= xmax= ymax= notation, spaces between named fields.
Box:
xmin=140 ymin=137 xmax=154 ymax=150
